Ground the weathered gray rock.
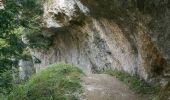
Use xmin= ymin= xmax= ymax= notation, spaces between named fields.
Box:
xmin=18 ymin=59 xmax=34 ymax=80
xmin=29 ymin=0 xmax=170 ymax=83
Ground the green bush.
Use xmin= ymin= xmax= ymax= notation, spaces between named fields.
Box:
xmin=104 ymin=70 xmax=160 ymax=95
xmin=8 ymin=63 xmax=84 ymax=100
xmin=0 ymin=70 xmax=13 ymax=95
xmin=0 ymin=94 xmax=8 ymax=100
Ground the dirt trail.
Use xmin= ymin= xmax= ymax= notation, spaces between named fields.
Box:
xmin=80 ymin=74 xmax=147 ymax=100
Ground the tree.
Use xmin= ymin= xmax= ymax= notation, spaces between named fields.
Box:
xmin=0 ymin=0 xmax=42 ymax=95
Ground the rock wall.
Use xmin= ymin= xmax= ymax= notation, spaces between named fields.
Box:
xmin=18 ymin=59 xmax=34 ymax=80
xmin=30 ymin=0 xmax=170 ymax=82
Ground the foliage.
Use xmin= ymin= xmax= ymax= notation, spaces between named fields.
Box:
xmin=8 ymin=63 xmax=84 ymax=100
xmin=0 ymin=0 xmax=43 ymax=95
xmin=0 ymin=67 xmax=20 ymax=99
xmin=104 ymin=70 xmax=160 ymax=95
xmin=24 ymin=29 xmax=53 ymax=49
xmin=0 ymin=70 xmax=13 ymax=95
xmin=0 ymin=1 xmax=24 ymax=95
xmin=0 ymin=0 xmax=43 ymax=69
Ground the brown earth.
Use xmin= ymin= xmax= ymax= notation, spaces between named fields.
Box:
xmin=80 ymin=74 xmax=147 ymax=100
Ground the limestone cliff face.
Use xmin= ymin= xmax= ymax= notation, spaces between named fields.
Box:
xmin=30 ymin=0 xmax=170 ymax=82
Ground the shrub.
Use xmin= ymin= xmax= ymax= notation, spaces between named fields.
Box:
xmin=0 ymin=70 xmax=13 ymax=93
xmin=104 ymin=70 xmax=160 ymax=95
xmin=8 ymin=63 xmax=84 ymax=100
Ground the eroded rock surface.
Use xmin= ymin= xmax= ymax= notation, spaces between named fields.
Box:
xmin=29 ymin=0 xmax=170 ymax=84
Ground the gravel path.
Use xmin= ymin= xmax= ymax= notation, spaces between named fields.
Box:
xmin=80 ymin=74 xmax=147 ymax=100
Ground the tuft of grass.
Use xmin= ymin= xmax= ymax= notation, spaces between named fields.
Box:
xmin=8 ymin=63 xmax=84 ymax=100
xmin=104 ymin=70 xmax=160 ymax=95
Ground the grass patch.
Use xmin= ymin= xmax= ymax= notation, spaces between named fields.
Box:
xmin=104 ymin=70 xmax=160 ymax=95
xmin=8 ymin=63 xmax=84 ymax=100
